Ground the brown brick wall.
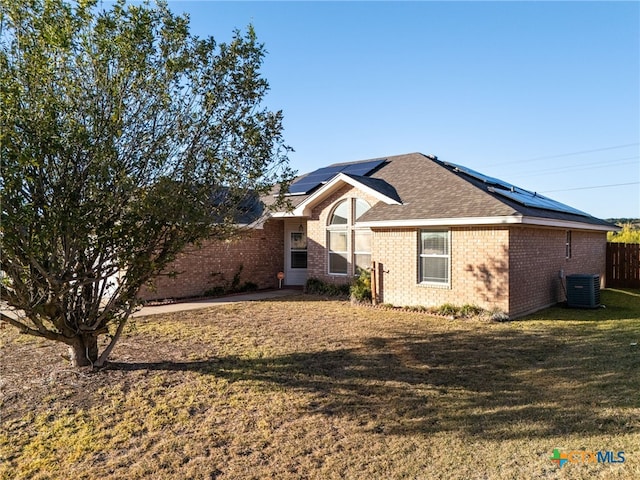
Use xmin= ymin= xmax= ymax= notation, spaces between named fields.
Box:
xmin=508 ymin=227 xmax=606 ymax=317
xmin=138 ymin=185 xmax=608 ymax=319
xmin=139 ymin=219 xmax=284 ymax=300
xmin=372 ymin=225 xmax=607 ymax=318
xmin=372 ymin=227 xmax=510 ymax=313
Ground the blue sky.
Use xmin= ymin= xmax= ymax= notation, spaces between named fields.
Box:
xmin=167 ymin=1 xmax=639 ymax=219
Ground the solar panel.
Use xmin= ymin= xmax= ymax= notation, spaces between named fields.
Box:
xmin=489 ymin=187 xmax=589 ymax=217
xmin=287 ymin=159 xmax=386 ymax=195
xmin=341 ymin=159 xmax=386 ymax=177
xmin=444 ymin=162 xmax=515 ymax=190
xmin=288 ymin=181 xmax=321 ymax=195
xmin=444 ymin=161 xmax=589 ymax=217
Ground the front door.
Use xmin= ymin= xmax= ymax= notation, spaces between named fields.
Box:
xmin=284 ymin=219 xmax=308 ymax=286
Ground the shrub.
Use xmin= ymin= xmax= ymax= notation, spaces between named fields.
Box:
xmin=459 ymin=304 xmax=485 ymax=318
xmin=436 ymin=303 xmax=458 ymax=317
xmin=203 ymin=265 xmax=258 ymax=297
xmin=304 ymin=278 xmax=325 ymax=295
xmin=203 ymin=286 xmax=226 ymax=297
xmin=305 ymin=278 xmax=350 ymax=297
xmin=350 ymin=269 xmax=372 ymax=303
xmin=239 ymin=281 xmax=258 ymax=293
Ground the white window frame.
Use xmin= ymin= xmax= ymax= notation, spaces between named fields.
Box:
xmin=290 ymin=231 xmax=308 ymax=269
xmin=327 ymin=198 xmax=371 ymax=276
xmin=419 ymin=229 xmax=451 ymax=286
xmin=353 ymin=228 xmax=372 ymax=274
xmin=327 ymin=229 xmax=349 ymax=275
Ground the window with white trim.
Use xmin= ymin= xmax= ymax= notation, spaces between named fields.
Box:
xmin=327 ymin=198 xmax=371 ymax=275
xmin=419 ymin=230 xmax=450 ymax=285
xmin=354 ymin=229 xmax=372 ymax=274
xmin=290 ymin=231 xmax=307 ymax=268
xmin=328 ymin=230 xmax=348 ymax=274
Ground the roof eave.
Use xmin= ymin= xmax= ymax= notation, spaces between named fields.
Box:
xmin=292 ymin=172 xmax=401 ymax=217
xmin=520 ymin=216 xmax=620 ymax=232
xmin=356 ymin=215 xmax=619 ymax=232
xmin=271 ymin=211 xmax=299 ymax=218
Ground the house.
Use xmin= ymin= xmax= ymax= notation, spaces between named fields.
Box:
xmin=141 ymin=152 xmax=618 ymax=318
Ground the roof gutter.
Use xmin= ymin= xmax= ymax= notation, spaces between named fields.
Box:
xmin=356 ymin=215 xmax=619 ymax=232
xmin=519 ymin=216 xmax=620 ymax=232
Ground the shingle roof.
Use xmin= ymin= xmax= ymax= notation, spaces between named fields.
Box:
xmin=273 ymin=152 xmax=616 ymax=229
xmin=210 ymin=188 xmax=265 ymax=225
xmin=341 ymin=173 xmax=402 ymax=204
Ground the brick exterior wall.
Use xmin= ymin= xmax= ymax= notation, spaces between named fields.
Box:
xmin=373 ymin=224 xmax=606 ymax=318
xmin=139 ymin=219 xmax=284 ymax=301
xmin=137 ymin=177 xmax=608 ymax=319
xmin=508 ymin=226 xmax=606 ymax=317
xmin=372 ymin=226 xmax=511 ymax=313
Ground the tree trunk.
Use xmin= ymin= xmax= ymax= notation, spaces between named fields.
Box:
xmin=68 ymin=335 xmax=99 ymax=367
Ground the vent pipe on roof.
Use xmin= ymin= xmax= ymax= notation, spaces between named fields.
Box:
xmin=426 ymin=154 xmax=438 ymax=161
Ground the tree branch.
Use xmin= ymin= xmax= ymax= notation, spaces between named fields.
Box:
xmin=0 ymin=311 xmax=68 ymax=343
xmin=95 ymin=307 xmax=133 ymax=368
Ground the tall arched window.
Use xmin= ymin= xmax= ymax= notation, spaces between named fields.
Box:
xmin=327 ymin=198 xmax=371 ymax=275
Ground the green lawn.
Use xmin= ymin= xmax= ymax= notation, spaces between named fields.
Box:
xmin=1 ymin=289 xmax=639 ymax=479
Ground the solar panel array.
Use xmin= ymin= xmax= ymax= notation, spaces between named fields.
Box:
xmin=444 ymin=161 xmax=590 ymax=217
xmin=489 ymin=187 xmax=589 ymax=217
xmin=443 ymin=162 xmax=517 ymax=190
xmin=288 ymin=159 xmax=386 ymax=195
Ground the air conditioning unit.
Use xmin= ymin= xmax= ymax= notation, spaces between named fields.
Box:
xmin=566 ymin=274 xmax=600 ymax=308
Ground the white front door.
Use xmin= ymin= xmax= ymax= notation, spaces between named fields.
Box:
xmin=284 ymin=219 xmax=308 ymax=286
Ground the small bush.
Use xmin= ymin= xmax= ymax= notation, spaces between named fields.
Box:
xmin=350 ymin=269 xmax=372 ymax=303
xmin=459 ymin=304 xmax=485 ymax=318
xmin=238 ymin=281 xmax=258 ymax=293
xmin=203 ymin=286 xmax=225 ymax=297
xmin=304 ymin=278 xmax=325 ymax=294
xmin=304 ymin=278 xmax=350 ymax=297
xmin=409 ymin=305 xmax=428 ymax=313
xmin=355 ymin=299 xmax=490 ymax=319
xmin=202 ymin=264 xmax=259 ymax=297
xmin=436 ymin=303 xmax=458 ymax=317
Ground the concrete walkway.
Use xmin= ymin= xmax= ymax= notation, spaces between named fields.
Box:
xmin=133 ymin=289 xmax=302 ymax=317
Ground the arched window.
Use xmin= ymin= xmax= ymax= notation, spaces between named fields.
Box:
xmin=327 ymin=198 xmax=371 ymax=275
xmin=354 ymin=198 xmax=370 ymax=221
xmin=329 ymin=200 xmax=349 ymax=225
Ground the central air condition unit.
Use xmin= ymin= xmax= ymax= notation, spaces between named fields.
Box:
xmin=566 ymin=274 xmax=600 ymax=308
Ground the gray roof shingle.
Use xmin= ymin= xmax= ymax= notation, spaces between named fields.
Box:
xmin=273 ymin=152 xmax=616 ymax=229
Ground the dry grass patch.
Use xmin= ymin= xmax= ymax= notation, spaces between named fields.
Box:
xmin=1 ymin=290 xmax=639 ymax=479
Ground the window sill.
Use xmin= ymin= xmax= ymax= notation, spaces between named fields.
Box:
xmin=418 ymin=281 xmax=451 ymax=290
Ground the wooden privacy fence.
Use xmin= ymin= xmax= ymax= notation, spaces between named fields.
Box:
xmin=606 ymin=243 xmax=640 ymax=288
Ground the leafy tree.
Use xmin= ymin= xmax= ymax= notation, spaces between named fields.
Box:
xmin=0 ymin=0 xmax=292 ymax=367
xmin=607 ymin=223 xmax=640 ymax=244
